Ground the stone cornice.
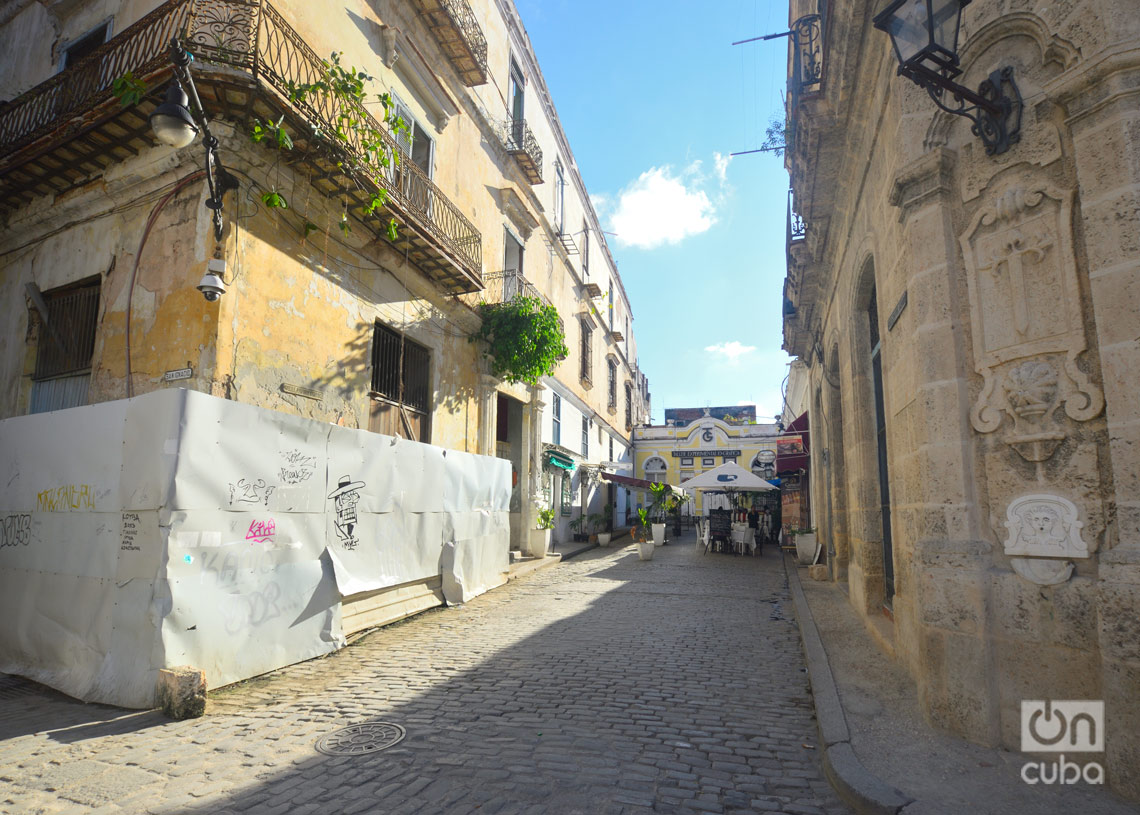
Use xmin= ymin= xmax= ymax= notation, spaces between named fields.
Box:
xmin=888 ymin=148 xmax=956 ymax=222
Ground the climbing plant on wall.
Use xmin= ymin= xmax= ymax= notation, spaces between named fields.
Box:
xmin=471 ymin=297 xmax=568 ymax=386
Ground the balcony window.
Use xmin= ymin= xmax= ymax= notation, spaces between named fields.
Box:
xmin=392 ymin=94 xmax=434 ymax=177
xmin=554 ymin=160 xmax=565 ymax=235
xmin=579 ymin=320 xmax=593 ymax=385
xmin=581 ymin=220 xmax=590 ymax=277
xmin=509 ymin=57 xmax=525 ymax=122
xmin=552 ymin=392 xmax=561 ymax=446
xmin=62 ymin=21 xmax=111 ymax=70
xmin=607 ymin=359 xmax=617 ymax=410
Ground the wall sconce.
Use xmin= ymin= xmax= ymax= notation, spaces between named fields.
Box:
xmin=872 ymin=0 xmax=1021 ymax=155
xmin=149 ymin=39 xmax=239 ymax=242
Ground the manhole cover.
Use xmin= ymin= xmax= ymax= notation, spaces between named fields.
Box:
xmin=315 ymin=722 xmax=406 ymax=755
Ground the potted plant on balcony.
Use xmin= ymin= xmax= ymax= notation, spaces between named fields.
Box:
xmin=635 ymin=507 xmax=654 ymax=561
xmin=597 ymin=503 xmax=614 ymax=546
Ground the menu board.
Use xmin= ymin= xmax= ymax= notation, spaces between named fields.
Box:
xmin=709 ymin=509 xmax=732 ymax=539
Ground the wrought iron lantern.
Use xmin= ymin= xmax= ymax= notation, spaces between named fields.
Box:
xmin=149 ymin=40 xmax=239 ymax=242
xmin=872 ymin=0 xmax=1021 ymax=155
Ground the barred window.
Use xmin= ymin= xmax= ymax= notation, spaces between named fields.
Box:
xmin=625 ymin=382 xmax=632 ymax=429
xmin=369 ymin=322 xmax=431 ymax=442
xmin=29 ymin=278 xmax=100 ymax=414
xmin=579 ymin=320 xmax=592 ymax=384
xmin=607 ymin=358 xmax=617 ymax=409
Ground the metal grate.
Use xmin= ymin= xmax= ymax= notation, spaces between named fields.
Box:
xmin=371 ymin=323 xmax=430 ymax=414
xmin=315 ymin=722 xmax=406 ymax=756
xmin=33 ymin=282 xmax=100 ymax=381
xmin=579 ymin=321 xmax=592 ymax=384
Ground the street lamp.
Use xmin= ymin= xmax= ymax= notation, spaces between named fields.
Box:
xmin=872 ymin=0 xmax=1021 ymax=155
xmin=149 ymin=39 xmax=239 ymax=242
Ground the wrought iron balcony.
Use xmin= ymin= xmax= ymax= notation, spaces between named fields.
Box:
xmin=0 ymin=0 xmax=483 ymax=294
xmin=482 ymin=269 xmax=554 ymax=311
xmin=787 ymin=188 xmax=806 ymax=244
xmin=504 ymin=117 xmax=543 ymax=185
xmin=791 ymin=13 xmax=824 ymax=97
xmin=410 ymin=0 xmax=488 ymax=87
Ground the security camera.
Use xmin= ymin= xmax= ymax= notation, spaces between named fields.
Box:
xmin=198 ymin=258 xmax=226 ymax=301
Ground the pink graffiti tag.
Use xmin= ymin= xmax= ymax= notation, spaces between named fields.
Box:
xmin=245 ymin=519 xmax=276 ymax=543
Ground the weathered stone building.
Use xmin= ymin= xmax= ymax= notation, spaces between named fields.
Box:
xmin=782 ymin=0 xmax=1139 ymax=798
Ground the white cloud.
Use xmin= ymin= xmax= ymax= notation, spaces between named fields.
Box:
xmin=714 ymin=152 xmax=731 ymax=183
xmin=705 ymin=341 xmax=756 ymax=363
xmin=609 ymin=162 xmax=717 ymax=249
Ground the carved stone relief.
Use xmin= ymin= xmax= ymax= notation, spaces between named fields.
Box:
xmin=1003 ymin=493 xmax=1088 ymax=585
xmin=960 ymin=183 xmax=1103 ymax=460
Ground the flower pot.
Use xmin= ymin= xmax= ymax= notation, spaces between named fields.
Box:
xmin=796 ymin=532 xmax=818 ymax=565
xmin=597 ymin=532 xmax=612 ymax=547
xmin=637 ymin=540 xmax=655 ymax=560
xmin=651 ymin=523 xmax=666 ymax=545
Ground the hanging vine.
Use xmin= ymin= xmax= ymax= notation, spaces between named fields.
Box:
xmin=470 ymin=297 xmax=568 ymax=386
xmin=248 ymin=51 xmax=407 ymax=242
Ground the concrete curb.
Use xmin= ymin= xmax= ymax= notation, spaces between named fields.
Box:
xmin=783 ymin=553 xmax=914 ymax=815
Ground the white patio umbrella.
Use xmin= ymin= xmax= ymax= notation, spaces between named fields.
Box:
xmin=679 ymin=461 xmax=778 ymax=496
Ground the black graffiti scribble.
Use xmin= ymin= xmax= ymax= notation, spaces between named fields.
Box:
xmin=0 ymin=514 xmax=31 ymax=548
xmin=228 ymin=478 xmax=276 ymax=507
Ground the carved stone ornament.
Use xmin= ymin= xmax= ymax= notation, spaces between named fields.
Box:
xmin=960 ymin=184 xmax=1103 ymax=460
xmin=1003 ymin=493 xmax=1087 ymax=586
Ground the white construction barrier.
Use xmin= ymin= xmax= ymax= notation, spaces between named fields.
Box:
xmin=0 ymin=389 xmax=510 ymax=708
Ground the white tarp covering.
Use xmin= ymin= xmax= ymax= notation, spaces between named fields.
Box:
xmin=0 ymin=389 xmax=511 ymax=708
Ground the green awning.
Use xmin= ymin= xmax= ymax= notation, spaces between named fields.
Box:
xmin=544 ymin=451 xmax=576 ymax=472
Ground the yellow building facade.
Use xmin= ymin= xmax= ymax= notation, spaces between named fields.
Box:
xmin=633 ymin=409 xmax=779 ymax=514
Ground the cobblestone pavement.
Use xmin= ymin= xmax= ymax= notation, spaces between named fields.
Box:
xmin=0 ymin=537 xmax=848 ymax=815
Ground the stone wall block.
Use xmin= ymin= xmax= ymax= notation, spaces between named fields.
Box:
xmin=1102 ymin=658 xmax=1140 ymax=800
xmin=919 ymin=566 xmax=984 ymax=634
xmin=1097 ymin=551 xmax=1140 ymax=663
xmin=156 ymin=666 xmax=207 ymax=719
xmin=994 ymin=642 xmax=1102 ymax=750
xmin=1071 ymin=113 xmax=1140 ymax=200
xmin=918 ymin=629 xmax=998 ymax=745
xmin=1078 ymin=188 xmax=1140 ymax=271
xmin=1051 ymin=575 xmax=1099 ymax=652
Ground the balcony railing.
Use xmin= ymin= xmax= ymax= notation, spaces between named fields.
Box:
xmin=791 ymin=13 xmax=824 ymax=96
xmin=0 ymin=0 xmax=483 ymax=293
xmin=788 ymin=188 xmax=806 ymax=243
xmin=504 ymin=117 xmax=543 ymax=185
xmin=410 ymin=0 xmax=488 ymax=87
xmin=482 ymin=269 xmax=552 ymax=310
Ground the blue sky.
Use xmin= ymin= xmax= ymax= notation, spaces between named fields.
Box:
xmin=514 ymin=0 xmax=795 ymax=423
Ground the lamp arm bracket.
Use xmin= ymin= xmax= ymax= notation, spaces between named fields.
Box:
xmin=904 ymin=65 xmax=1022 ymax=156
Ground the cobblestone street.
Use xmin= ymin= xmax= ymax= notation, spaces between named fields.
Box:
xmin=0 ymin=539 xmax=847 ymax=815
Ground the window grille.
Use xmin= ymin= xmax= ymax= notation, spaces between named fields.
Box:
xmin=579 ymin=321 xmax=592 ymax=383
xmin=607 ymin=359 xmax=617 ymax=409
xmin=370 ymin=322 xmax=431 ymax=441
xmin=33 ymin=281 xmax=100 ymax=381
xmin=625 ymin=382 xmax=632 ymax=429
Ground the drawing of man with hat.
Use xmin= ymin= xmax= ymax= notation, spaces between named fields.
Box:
xmin=328 ymin=475 xmax=366 ymax=549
